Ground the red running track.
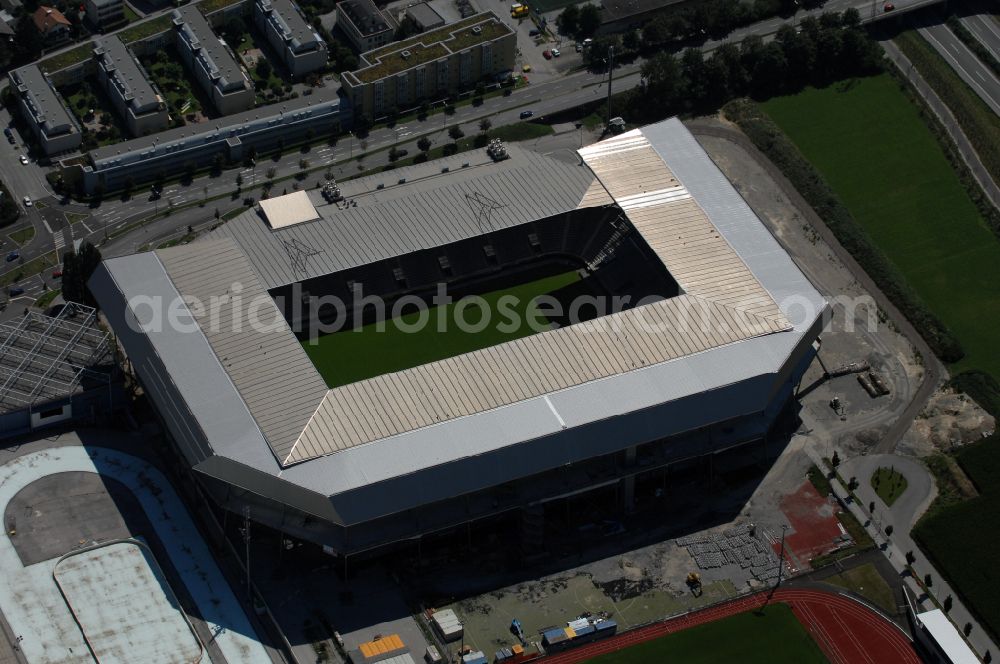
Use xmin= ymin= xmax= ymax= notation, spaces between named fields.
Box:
xmin=540 ymin=588 xmax=921 ymax=664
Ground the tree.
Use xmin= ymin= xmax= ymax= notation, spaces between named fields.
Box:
xmin=224 ymin=17 xmax=246 ymax=47
xmin=417 ymin=136 xmax=432 ymax=153
xmin=448 ymin=125 xmax=465 ymax=141
xmin=388 ymin=146 xmax=401 ymax=162
xmin=905 ymin=550 xmax=915 ymax=565
xmin=394 ymin=15 xmax=421 ymax=41
xmin=964 ymin=623 xmax=973 ymax=637
xmin=577 ymin=4 xmax=601 ymax=38
xmin=479 ymin=118 xmax=492 ymax=134
xmin=641 ymin=52 xmax=683 ymax=112
xmin=884 ymin=524 xmax=893 ymax=537
xmin=266 ymin=167 xmax=276 ymax=180
xmin=444 ymin=104 xmax=456 ymax=116
xmin=236 ymin=173 xmax=243 ymax=189
xmin=299 ymin=158 xmax=309 ymax=170
xmin=557 ymin=4 xmax=579 ymax=37
xmin=924 ymin=573 xmax=933 ymax=588
xmin=61 ymin=242 xmax=102 ymax=307
xmin=944 ymin=595 xmax=953 ymax=612
xmin=868 ymin=501 xmax=875 ymax=514
xmin=831 ymin=450 xmax=840 ymax=467
xmin=256 ymin=58 xmax=273 ymax=80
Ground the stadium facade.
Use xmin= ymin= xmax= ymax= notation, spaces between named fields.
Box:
xmin=90 ymin=119 xmax=828 ymax=559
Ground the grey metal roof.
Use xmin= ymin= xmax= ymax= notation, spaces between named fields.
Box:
xmin=9 ymin=64 xmax=78 ymax=137
xmin=173 ymin=6 xmax=247 ymax=94
xmin=88 ymin=84 xmax=341 ymax=164
xmin=211 ymin=145 xmax=600 ymax=290
xmin=156 ymin=239 xmax=328 ymax=461
xmin=94 ymin=36 xmax=161 ymax=116
xmin=257 ymin=0 xmax=323 ymax=54
xmin=405 ymin=2 xmax=444 ymax=29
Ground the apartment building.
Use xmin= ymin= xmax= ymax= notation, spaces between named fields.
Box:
xmin=93 ymin=36 xmax=168 ymax=136
xmin=80 ymin=84 xmax=346 ymax=192
xmin=336 ymin=0 xmax=393 ymax=53
xmin=172 ymin=5 xmax=254 ymax=115
xmin=8 ymin=64 xmax=82 ymax=156
xmin=254 ymin=0 xmax=327 ymax=77
xmin=341 ymin=11 xmax=515 ymax=120
xmin=84 ymin=0 xmax=124 ymax=29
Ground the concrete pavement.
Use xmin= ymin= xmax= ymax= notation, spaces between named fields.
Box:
xmin=812 ymin=446 xmax=999 ymax=660
xmin=838 ymin=454 xmax=936 ymax=529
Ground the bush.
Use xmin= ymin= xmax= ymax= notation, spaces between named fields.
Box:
xmin=723 ymin=98 xmax=964 ymax=363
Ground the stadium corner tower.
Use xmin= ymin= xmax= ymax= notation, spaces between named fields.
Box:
xmin=91 ymin=119 xmax=828 ymax=559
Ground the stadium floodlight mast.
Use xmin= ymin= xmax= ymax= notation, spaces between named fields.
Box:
xmin=763 ymin=524 xmax=789 ymax=608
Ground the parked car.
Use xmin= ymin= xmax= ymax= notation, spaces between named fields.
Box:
xmin=528 ymin=28 xmax=540 ymax=36
xmin=52 ymin=269 xmax=63 ymax=278
xmin=5 ymin=251 xmax=18 ymax=262
xmin=19 ymin=155 xmax=28 ymax=165
xmin=542 ymin=50 xmax=552 ymax=59
xmin=22 ymin=196 xmax=31 ymax=207
xmin=522 ymin=63 xmax=532 ymax=72
xmin=520 ymin=110 xmax=534 ymax=119
xmin=575 ymin=43 xmax=582 ymax=52
xmin=551 ymin=47 xmax=561 ymax=57
xmin=883 ymin=2 xmax=894 ymax=9
xmin=8 ymin=287 xmax=24 ymax=296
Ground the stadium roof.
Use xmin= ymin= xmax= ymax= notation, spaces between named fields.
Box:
xmin=91 ymin=119 xmax=826 ymax=514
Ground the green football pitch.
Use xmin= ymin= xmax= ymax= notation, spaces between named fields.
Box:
xmin=302 ymin=271 xmax=581 ymax=387
xmin=584 ymin=604 xmax=828 ymax=664
xmin=761 ymin=74 xmax=1000 ymax=380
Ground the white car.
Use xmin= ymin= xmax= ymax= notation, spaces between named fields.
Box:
xmin=19 ymin=154 xmax=28 ymax=165
xmin=551 ymin=47 xmax=561 ymax=57
xmin=22 ymin=196 xmax=31 ymax=207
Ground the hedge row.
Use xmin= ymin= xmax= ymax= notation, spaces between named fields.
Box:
xmin=722 ymin=98 xmax=964 ymax=363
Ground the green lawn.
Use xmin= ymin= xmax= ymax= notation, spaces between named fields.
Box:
xmin=871 ymin=466 xmax=908 ymax=507
xmin=302 ymin=270 xmax=581 ymax=387
xmin=915 ymin=436 xmax=1000 ymax=641
xmin=762 ymin=74 xmax=1000 ymax=380
xmin=584 ymin=604 xmax=827 ymax=664
xmin=8 ymin=226 xmax=34 ymax=246
xmin=824 ymin=563 xmax=895 ymax=615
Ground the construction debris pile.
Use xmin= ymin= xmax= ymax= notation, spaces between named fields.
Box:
xmin=675 ymin=523 xmax=781 ymax=583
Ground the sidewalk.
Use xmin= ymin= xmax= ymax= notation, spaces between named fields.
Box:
xmin=807 ymin=446 xmax=997 ymax=660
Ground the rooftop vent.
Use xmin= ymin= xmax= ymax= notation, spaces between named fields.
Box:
xmin=401 ymin=49 xmax=411 ymax=59
xmin=472 ymin=26 xmax=482 ymax=34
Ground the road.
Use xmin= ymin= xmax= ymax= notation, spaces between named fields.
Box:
xmin=0 ymin=0 xmax=951 ymax=308
xmin=917 ymin=20 xmax=1000 ymax=115
xmin=959 ymin=11 xmax=1000 ymax=60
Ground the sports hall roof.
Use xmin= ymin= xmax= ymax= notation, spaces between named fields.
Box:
xmin=91 ymin=119 xmax=826 ymax=488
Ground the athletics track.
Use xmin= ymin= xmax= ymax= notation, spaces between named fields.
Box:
xmin=540 ymin=587 xmax=921 ymax=664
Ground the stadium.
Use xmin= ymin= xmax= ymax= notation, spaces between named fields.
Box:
xmin=90 ymin=118 xmax=828 ymax=560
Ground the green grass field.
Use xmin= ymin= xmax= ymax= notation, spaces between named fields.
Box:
xmin=871 ymin=467 xmax=908 ymax=507
xmin=761 ymin=74 xmax=1000 ymax=642
xmin=302 ymin=271 xmax=580 ymax=387
xmin=914 ymin=436 xmax=1000 ymax=641
xmin=584 ymin=604 xmax=827 ymax=664
xmin=823 ymin=563 xmax=895 ymax=615
xmin=762 ymin=74 xmax=1000 ymax=381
